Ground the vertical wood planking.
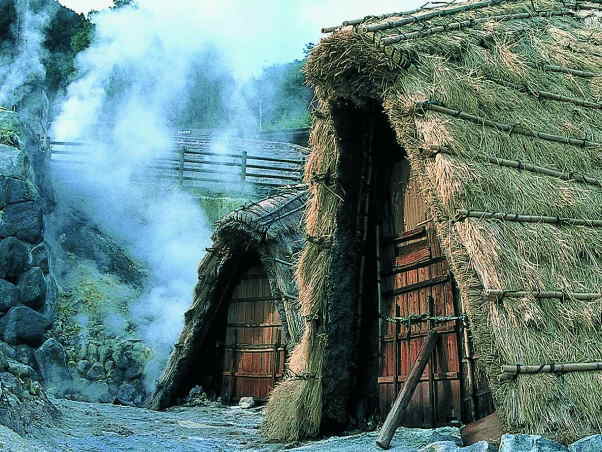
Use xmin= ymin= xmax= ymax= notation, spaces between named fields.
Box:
xmin=220 ymin=263 xmax=286 ymax=403
xmin=379 ymin=162 xmax=465 ymax=427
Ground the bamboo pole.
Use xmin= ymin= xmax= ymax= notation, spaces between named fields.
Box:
xmin=486 ymin=78 xmax=602 ymax=109
xmin=416 ymin=102 xmax=602 ymax=148
xmin=376 ymin=330 xmax=440 ymax=449
xmin=424 ymin=146 xmax=602 ymax=188
xmin=501 ymin=362 xmax=602 ymax=377
xmin=376 ymin=224 xmax=384 ymax=363
xmin=456 ymin=209 xmax=602 ymax=227
xmin=382 ymin=11 xmax=574 ymax=45
xmin=484 ymin=289 xmax=602 ymax=300
xmin=366 ymin=0 xmax=522 ymax=32
xmin=544 ymin=65 xmax=600 ymax=78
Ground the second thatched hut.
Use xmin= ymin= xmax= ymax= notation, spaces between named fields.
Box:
xmin=151 ymin=189 xmax=307 ymax=409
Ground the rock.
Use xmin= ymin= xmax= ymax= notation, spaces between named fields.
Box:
xmin=0 ymin=306 xmax=50 ymax=347
xmin=0 ymin=350 xmax=7 ymax=371
xmin=86 ymin=362 xmax=105 ymax=380
xmin=0 ymin=145 xmax=28 ymax=179
xmin=14 ymin=345 xmax=35 ymax=368
xmin=29 ymin=243 xmax=49 ymax=274
xmin=116 ymin=382 xmax=144 ymax=406
xmin=0 ymin=201 xmax=43 ymax=244
xmin=420 ymin=441 xmax=496 ymax=451
xmin=499 ymin=434 xmax=568 ymax=452
xmin=570 ymin=435 xmax=602 ymax=452
xmin=0 ymin=342 xmax=16 ymax=359
xmin=98 ymin=344 xmax=112 ymax=363
xmin=17 ymin=267 xmax=46 ymax=310
xmin=34 ymin=339 xmax=72 ymax=394
xmin=0 ymin=178 xmax=38 ymax=210
xmin=0 ymin=280 xmax=18 ymax=312
xmin=113 ymin=342 xmax=146 ymax=380
xmin=0 ymin=238 xmax=29 ymax=282
xmin=77 ymin=360 xmax=90 ymax=375
xmin=6 ymin=359 xmax=36 ymax=379
xmin=87 ymin=343 xmax=98 ymax=362
xmin=104 ymin=359 xmax=115 ymax=373
xmin=77 ymin=380 xmax=112 ymax=403
xmin=239 ymin=397 xmax=255 ymax=409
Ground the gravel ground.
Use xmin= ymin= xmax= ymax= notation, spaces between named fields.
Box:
xmin=0 ymin=398 xmax=478 ymax=452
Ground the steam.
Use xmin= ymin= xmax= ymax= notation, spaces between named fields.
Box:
xmin=0 ymin=0 xmax=57 ymax=114
xmin=49 ymin=0 xmax=428 ymax=394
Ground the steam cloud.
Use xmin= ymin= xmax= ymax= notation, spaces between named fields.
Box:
xmin=0 ymin=0 xmax=57 ymax=120
xmin=49 ymin=0 xmax=427 ymax=393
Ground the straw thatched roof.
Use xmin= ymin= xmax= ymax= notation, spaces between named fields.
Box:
xmin=264 ymin=0 xmax=602 ymax=443
xmin=151 ymin=188 xmax=307 ymax=410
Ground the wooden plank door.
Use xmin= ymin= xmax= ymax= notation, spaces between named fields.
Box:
xmin=221 ymin=264 xmax=286 ymax=404
xmin=378 ymin=165 xmax=464 ymax=427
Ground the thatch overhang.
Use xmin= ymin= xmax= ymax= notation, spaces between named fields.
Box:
xmin=264 ymin=0 xmax=602 ymax=443
xmin=151 ymin=188 xmax=307 ymax=410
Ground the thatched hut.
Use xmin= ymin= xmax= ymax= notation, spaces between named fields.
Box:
xmin=264 ymin=0 xmax=602 ymax=444
xmin=151 ymin=189 xmax=306 ymax=409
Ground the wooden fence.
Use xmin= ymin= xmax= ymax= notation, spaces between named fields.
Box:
xmin=49 ymin=135 xmax=307 ymax=192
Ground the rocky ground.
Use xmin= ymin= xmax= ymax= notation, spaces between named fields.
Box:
xmin=0 ymin=398 xmax=599 ymax=452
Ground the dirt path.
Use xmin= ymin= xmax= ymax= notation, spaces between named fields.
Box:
xmin=1 ymin=399 xmax=474 ymax=452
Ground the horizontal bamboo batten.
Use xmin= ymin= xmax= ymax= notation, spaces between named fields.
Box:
xmin=486 ymin=78 xmax=602 ymax=109
xmin=483 ymin=289 xmax=602 ymax=300
xmin=416 ymin=101 xmax=602 ymax=148
xmin=543 ymin=64 xmax=600 ymax=78
xmin=365 ymin=0 xmax=523 ymax=32
xmin=423 ymin=146 xmax=602 ymax=188
xmin=499 ymin=362 xmax=602 ymax=381
xmin=381 ymin=10 xmax=575 ymax=45
xmin=455 ymin=209 xmax=602 ymax=227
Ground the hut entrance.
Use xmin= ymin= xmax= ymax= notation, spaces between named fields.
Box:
xmin=378 ymin=161 xmax=463 ymax=426
xmin=220 ymin=263 xmax=286 ymax=404
xmin=330 ymin=100 xmax=493 ymax=431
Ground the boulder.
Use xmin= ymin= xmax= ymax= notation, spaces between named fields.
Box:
xmin=86 ymin=362 xmax=105 ymax=380
xmin=76 ymin=360 xmax=90 ymax=375
xmin=0 ymin=306 xmax=50 ymax=347
xmin=29 ymin=243 xmax=49 ymax=274
xmin=0 ymin=145 xmax=28 ymax=179
xmin=419 ymin=441 xmax=496 ymax=451
xmin=0 ymin=280 xmax=18 ymax=312
xmin=0 ymin=178 xmax=38 ymax=210
xmin=17 ymin=268 xmax=46 ymax=311
xmin=499 ymin=434 xmax=568 ymax=452
xmin=0 ymin=342 xmax=15 ymax=360
xmin=6 ymin=360 xmax=37 ymax=380
xmin=116 ymin=382 xmax=144 ymax=406
xmin=14 ymin=345 xmax=35 ymax=368
xmin=239 ymin=397 xmax=255 ymax=409
xmin=34 ymin=339 xmax=72 ymax=394
xmin=570 ymin=435 xmax=602 ymax=452
xmin=0 ymin=238 xmax=29 ymax=282
xmin=0 ymin=201 xmax=43 ymax=244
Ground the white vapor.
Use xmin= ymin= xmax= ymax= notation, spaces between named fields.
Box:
xmin=0 ymin=1 xmax=57 ymax=107
xmin=50 ymin=0 xmax=426 ymax=393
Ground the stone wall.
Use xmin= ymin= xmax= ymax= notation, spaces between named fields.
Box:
xmin=0 ymin=109 xmax=60 ymax=430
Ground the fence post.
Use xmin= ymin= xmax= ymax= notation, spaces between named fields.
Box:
xmin=179 ymin=146 xmax=185 ymax=186
xmin=241 ymin=150 xmax=247 ymax=184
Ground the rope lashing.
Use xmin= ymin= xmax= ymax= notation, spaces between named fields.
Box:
xmin=310 ymin=171 xmax=345 ymax=202
xmin=306 ymin=234 xmax=333 ymax=249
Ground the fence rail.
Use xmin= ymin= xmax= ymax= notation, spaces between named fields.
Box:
xmin=48 ymin=137 xmax=307 ymax=191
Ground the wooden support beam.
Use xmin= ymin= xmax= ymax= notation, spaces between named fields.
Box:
xmin=376 ymin=330 xmax=440 ymax=449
